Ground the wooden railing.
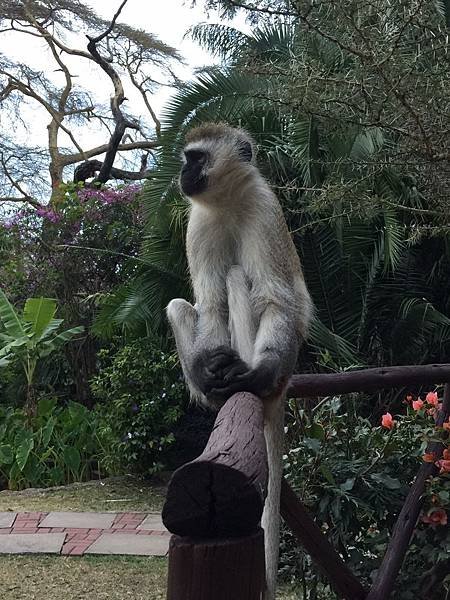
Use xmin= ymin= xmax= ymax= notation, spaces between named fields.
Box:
xmin=163 ymin=363 xmax=450 ymax=600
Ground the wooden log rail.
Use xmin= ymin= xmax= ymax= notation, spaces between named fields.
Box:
xmin=164 ymin=363 xmax=450 ymax=600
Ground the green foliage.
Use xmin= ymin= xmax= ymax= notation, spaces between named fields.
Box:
xmin=113 ymin=15 xmax=450 ymax=374
xmin=280 ymin=395 xmax=450 ymax=599
xmin=0 ymin=291 xmax=83 ymax=413
xmin=90 ymin=339 xmax=186 ymax=475
xmin=0 ymin=397 xmax=105 ymax=490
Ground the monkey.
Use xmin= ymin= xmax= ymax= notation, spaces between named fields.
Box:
xmin=166 ymin=123 xmax=312 ymax=600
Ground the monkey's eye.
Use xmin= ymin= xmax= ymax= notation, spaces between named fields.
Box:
xmin=184 ymin=149 xmax=207 ymax=164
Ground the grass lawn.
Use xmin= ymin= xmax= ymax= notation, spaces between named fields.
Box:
xmin=0 ymin=476 xmax=299 ymax=599
xmin=0 ymin=475 xmax=166 ymax=513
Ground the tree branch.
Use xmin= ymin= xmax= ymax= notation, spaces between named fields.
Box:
xmin=86 ymin=0 xmax=140 ymax=184
xmin=62 ymin=140 xmax=159 ymax=166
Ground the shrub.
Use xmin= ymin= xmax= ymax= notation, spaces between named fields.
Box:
xmin=0 ymin=397 xmax=105 ymax=490
xmin=90 ymin=339 xmax=186 ymax=475
xmin=280 ymin=391 xmax=450 ymax=599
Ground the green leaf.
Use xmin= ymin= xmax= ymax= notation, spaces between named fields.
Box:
xmin=370 ymin=473 xmax=402 ymax=490
xmin=304 ymin=437 xmax=322 ymax=453
xmin=41 ymin=417 xmax=56 ymax=447
xmin=319 ymin=464 xmax=336 ymax=485
xmin=340 ymin=478 xmax=355 ymax=492
xmin=37 ymin=397 xmax=57 ymax=418
xmin=0 ymin=289 xmax=25 ymax=339
xmin=23 ymin=298 xmax=57 ymax=339
xmin=0 ymin=445 xmax=14 ymax=465
xmin=0 ymin=337 xmax=29 ymax=357
xmin=63 ymin=446 xmax=81 ymax=473
xmin=46 ymin=326 xmax=84 ymax=350
xmin=15 ymin=435 xmax=34 ymax=472
xmin=306 ymin=422 xmax=325 ymax=441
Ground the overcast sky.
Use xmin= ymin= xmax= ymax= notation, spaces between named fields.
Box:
xmin=0 ymin=0 xmax=248 ymax=164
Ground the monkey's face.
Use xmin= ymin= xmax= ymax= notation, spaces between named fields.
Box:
xmin=180 ymin=148 xmax=209 ymax=197
xmin=179 ymin=130 xmax=254 ymax=200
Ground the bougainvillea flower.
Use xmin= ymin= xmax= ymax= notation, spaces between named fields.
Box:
xmin=436 ymin=459 xmax=450 ymax=474
xmin=426 ymin=391 xmax=439 ymax=406
xmin=381 ymin=413 xmax=395 ymax=429
xmin=422 ymin=453 xmax=436 ymax=463
xmin=412 ymin=399 xmax=424 ymax=411
xmin=422 ymin=509 xmax=447 ymax=526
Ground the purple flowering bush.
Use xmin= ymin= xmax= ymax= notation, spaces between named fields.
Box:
xmin=0 ymin=182 xmax=143 ymax=406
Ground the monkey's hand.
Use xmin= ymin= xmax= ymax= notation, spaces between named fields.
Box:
xmin=191 ymin=346 xmax=249 ymax=403
xmin=198 ymin=348 xmax=280 ymax=405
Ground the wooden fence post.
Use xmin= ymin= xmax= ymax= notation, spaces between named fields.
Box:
xmin=167 ymin=530 xmax=265 ymax=600
xmin=164 ymin=392 xmax=268 ymax=599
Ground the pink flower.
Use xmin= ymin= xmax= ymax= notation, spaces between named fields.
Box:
xmin=436 ymin=459 xmax=450 ymax=474
xmin=412 ymin=399 xmax=424 ymax=411
xmin=422 ymin=453 xmax=436 ymax=463
xmin=426 ymin=391 xmax=439 ymax=406
xmin=422 ymin=509 xmax=447 ymax=526
xmin=381 ymin=413 xmax=394 ymax=429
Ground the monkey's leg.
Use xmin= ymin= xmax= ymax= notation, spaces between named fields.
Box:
xmin=226 ymin=265 xmax=257 ymax=365
xmin=166 ymin=298 xmax=204 ymax=402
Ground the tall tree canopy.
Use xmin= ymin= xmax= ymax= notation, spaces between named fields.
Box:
xmin=99 ymin=0 xmax=450 ymax=371
xmin=0 ymin=0 xmax=181 ymax=206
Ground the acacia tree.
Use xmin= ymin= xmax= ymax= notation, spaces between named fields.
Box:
xmin=0 ymin=0 xmax=181 ymax=206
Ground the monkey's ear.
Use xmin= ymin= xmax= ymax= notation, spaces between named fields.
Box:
xmin=238 ymin=141 xmax=253 ymax=162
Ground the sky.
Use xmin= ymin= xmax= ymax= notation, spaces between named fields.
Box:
xmin=0 ymin=0 xmax=249 ymax=187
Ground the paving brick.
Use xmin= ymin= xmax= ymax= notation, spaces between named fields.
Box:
xmin=0 ymin=513 xmax=16 ymax=528
xmin=63 ymin=528 xmax=90 ymax=535
xmin=138 ymin=513 xmax=167 ymax=532
xmin=61 ymin=542 xmax=77 ymax=555
xmin=40 ymin=512 xmax=115 ymax=529
xmin=69 ymin=542 xmax=93 ymax=556
xmin=0 ymin=529 xmax=12 ymax=534
xmin=12 ymin=528 xmax=38 ymax=534
xmin=86 ymin=533 xmax=169 ymax=556
xmin=0 ymin=533 xmax=66 ymax=554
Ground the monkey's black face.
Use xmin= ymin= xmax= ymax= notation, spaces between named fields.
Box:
xmin=180 ymin=149 xmax=209 ymax=196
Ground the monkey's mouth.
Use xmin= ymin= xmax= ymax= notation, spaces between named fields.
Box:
xmin=179 ymin=171 xmax=208 ymax=197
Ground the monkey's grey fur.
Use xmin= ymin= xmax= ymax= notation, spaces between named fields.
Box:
xmin=167 ymin=122 xmax=312 ymax=599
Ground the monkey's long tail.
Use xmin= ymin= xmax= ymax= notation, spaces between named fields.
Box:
xmin=262 ymin=398 xmax=285 ymax=600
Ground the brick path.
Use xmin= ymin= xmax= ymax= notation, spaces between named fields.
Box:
xmin=0 ymin=511 xmax=171 ymax=556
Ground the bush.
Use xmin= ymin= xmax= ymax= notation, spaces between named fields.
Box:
xmin=90 ymin=339 xmax=186 ymax=475
xmin=280 ymin=392 xmax=450 ymax=599
xmin=0 ymin=397 xmax=105 ymax=490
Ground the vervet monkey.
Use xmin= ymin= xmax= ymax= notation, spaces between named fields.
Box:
xmin=167 ymin=123 xmax=312 ymax=600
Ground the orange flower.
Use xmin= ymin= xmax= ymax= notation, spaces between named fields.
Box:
xmin=422 ymin=509 xmax=447 ymax=526
xmin=381 ymin=413 xmax=395 ymax=429
xmin=412 ymin=399 xmax=424 ymax=411
xmin=422 ymin=453 xmax=436 ymax=463
xmin=426 ymin=391 xmax=439 ymax=406
xmin=436 ymin=459 xmax=450 ymax=474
